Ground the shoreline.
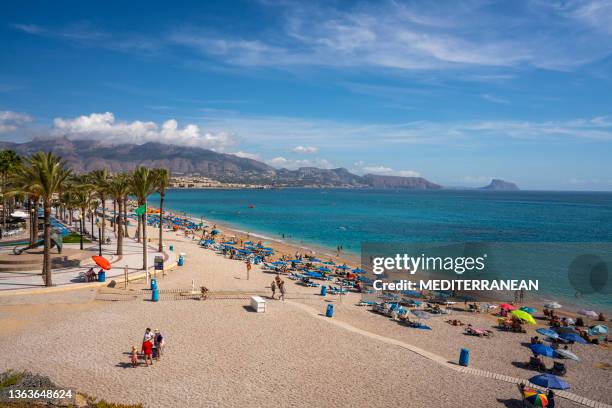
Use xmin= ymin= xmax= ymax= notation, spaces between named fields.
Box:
xmin=149 ymin=202 xmax=609 ymax=316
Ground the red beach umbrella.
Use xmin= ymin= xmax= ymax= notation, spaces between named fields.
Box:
xmin=92 ymin=255 xmax=111 ymax=270
xmin=500 ymin=303 xmax=516 ymax=311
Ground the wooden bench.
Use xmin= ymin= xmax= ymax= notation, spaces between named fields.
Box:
xmin=250 ymin=296 xmax=266 ymax=313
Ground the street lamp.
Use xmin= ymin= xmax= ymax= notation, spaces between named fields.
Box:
xmin=96 ymin=218 xmax=102 ymax=256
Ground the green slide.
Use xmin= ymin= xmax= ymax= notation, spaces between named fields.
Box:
xmin=13 ymin=231 xmax=63 ymax=255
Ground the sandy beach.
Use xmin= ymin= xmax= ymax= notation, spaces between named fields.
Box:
xmin=0 ymin=221 xmax=610 ymax=408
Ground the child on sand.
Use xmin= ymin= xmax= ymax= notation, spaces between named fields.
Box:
xmin=130 ymin=345 xmax=138 ymax=368
xmin=270 ymin=279 xmax=277 ymax=299
xmin=279 ymin=279 xmax=286 ymax=301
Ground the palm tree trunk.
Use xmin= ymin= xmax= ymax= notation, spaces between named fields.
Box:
xmin=136 ymin=201 xmax=141 ymax=242
xmin=112 ymin=199 xmax=116 ymax=232
xmin=116 ymin=198 xmax=123 ymax=255
xmin=123 ymin=197 xmax=129 ymax=238
xmin=158 ymin=191 xmax=164 ymax=252
xmin=43 ymin=202 xmax=52 ymax=286
xmin=142 ymin=212 xmax=148 ymax=270
xmin=91 ymin=211 xmax=94 ymax=239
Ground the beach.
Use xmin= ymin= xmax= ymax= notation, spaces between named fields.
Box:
xmin=0 ymin=221 xmax=610 ymax=407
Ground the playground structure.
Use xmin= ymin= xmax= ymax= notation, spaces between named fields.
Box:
xmin=13 ymin=231 xmax=62 ymax=255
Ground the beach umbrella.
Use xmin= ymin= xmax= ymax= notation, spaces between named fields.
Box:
xmin=318 ymin=267 xmax=331 ymax=272
xmin=544 ymin=302 xmax=562 ymax=309
xmin=577 ymin=309 xmax=598 ymax=318
xmin=92 ymin=256 xmax=111 ymax=270
xmin=337 ymin=265 xmax=350 ymax=270
xmin=536 ymin=328 xmax=559 ymax=339
xmin=222 ymin=241 xmax=236 ymax=245
xmin=500 ymin=303 xmax=517 ymax=311
xmin=522 ymin=388 xmax=549 ymax=407
xmin=309 ymin=258 xmax=322 ymax=262
xmin=271 ymin=261 xmax=287 ymax=266
xmin=211 ymin=229 xmax=220 ymax=235
xmin=559 ymin=333 xmax=588 ymax=344
xmin=530 ymin=344 xmax=555 ymax=357
xmin=411 ymin=310 xmax=431 ymax=320
xmin=244 ymin=241 xmax=254 ymax=245
xmin=520 ymin=306 xmax=537 ymax=314
xmin=352 ymin=268 xmax=365 ymax=274
xmin=555 ymin=349 xmax=579 ymax=361
xmin=529 ymin=374 xmax=570 ymax=390
xmin=323 ymin=261 xmax=335 ymax=265
xmin=511 ymin=310 xmax=536 ymax=325
xmin=587 ymin=325 xmax=608 ymax=336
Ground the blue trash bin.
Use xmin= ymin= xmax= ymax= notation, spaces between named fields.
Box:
xmin=178 ymin=256 xmax=184 ymax=266
xmin=152 ymin=288 xmax=159 ymax=302
xmin=150 ymin=279 xmax=157 ymax=290
xmin=326 ymin=304 xmax=334 ymax=317
xmin=98 ymin=271 xmax=106 ymax=282
xmin=459 ymin=348 xmax=470 ymax=367
xmin=320 ymin=285 xmax=327 ymax=296
xmin=169 ymin=245 xmax=174 ymax=251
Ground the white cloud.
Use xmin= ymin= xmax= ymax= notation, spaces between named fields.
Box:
xmin=0 ymin=111 xmax=33 ymax=133
xmin=292 ymin=145 xmax=319 ymax=153
xmin=265 ymin=156 xmax=334 ymax=169
xmin=231 ymin=151 xmax=261 ymax=160
xmin=51 ymin=112 xmax=235 ymax=150
xmin=354 ymin=163 xmax=421 ymax=177
xmin=167 ymin=1 xmax=612 ymax=72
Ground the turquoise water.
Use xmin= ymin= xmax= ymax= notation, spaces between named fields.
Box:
xmin=150 ymin=189 xmax=612 ymax=310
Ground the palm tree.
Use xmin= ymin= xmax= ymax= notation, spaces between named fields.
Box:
xmin=152 ymin=168 xmax=169 ymax=252
xmin=131 ymin=167 xmax=157 ymax=270
xmin=108 ymin=174 xmax=130 ymax=256
xmin=0 ymin=150 xmax=21 ymax=232
xmin=12 ymin=152 xmax=70 ymax=286
xmin=89 ymin=169 xmax=110 ymax=243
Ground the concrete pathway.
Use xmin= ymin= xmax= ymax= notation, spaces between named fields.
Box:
xmin=0 ymin=225 xmax=175 ymax=293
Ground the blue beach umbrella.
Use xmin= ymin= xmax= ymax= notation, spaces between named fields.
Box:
xmin=323 ymin=261 xmax=335 ymax=265
xmin=520 ymin=307 xmax=538 ymax=314
xmin=529 ymin=374 xmax=570 ymax=390
xmin=530 ymin=344 xmax=555 ymax=357
xmin=272 ymin=261 xmax=287 ymax=266
xmin=288 ymin=259 xmax=302 ymax=263
xmin=318 ymin=266 xmax=331 ymax=272
xmin=536 ymin=328 xmax=560 ymax=339
xmin=222 ymin=241 xmax=236 ymax=245
xmin=352 ymin=268 xmax=366 ymax=274
xmin=559 ymin=333 xmax=588 ymax=344
xmin=337 ymin=265 xmax=350 ymax=270
xmin=211 ymin=229 xmax=220 ymax=235
xmin=309 ymin=258 xmax=322 ymax=262
xmin=244 ymin=241 xmax=254 ymax=245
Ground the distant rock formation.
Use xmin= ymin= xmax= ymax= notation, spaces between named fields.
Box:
xmin=480 ymin=179 xmax=519 ymax=191
xmin=362 ymin=174 xmax=442 ymax=189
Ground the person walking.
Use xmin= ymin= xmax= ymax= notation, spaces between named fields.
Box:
xmin=154 ymin=329 xmax=165 ymax=361
xmin=270 ymin=279 xmax=277 ymax=300
xmin=279 ymin=279 xmax=286 ymax=301
xmin=246 ymin=259 xmax=252 ymax=280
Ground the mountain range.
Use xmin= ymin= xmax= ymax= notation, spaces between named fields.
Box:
xmin=0 ymin=138 xmax=518 ymax=190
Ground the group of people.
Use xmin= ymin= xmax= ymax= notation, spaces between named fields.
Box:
xmin=270 ymin=275 xmax=286 ymax=301
xmin=130 ymin=328 xmax=165 ymax=367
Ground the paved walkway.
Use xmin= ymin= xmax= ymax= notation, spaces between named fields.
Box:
xmin=288 ymin=301 xmax=612 ymax=408
xmin=0 ymin=225 xmax=175 ymax=293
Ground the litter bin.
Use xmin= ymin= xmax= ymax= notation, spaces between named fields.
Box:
xmin=152 ymin=288 xmax=159 ymax=302
xmin=326 ymin=304 xmax=334 ymax=318
xmin=150 ymin=278 xmax=157 ymax=290
xmin=178 ymin=256 xmax=184 ymax=266
xmin=98 ymin=271 xmax=106 ymax=282
xmin=459 ymin=348 xmax=470 ymax=367
xmin=169 ymin=245 xmax=174 ymax=251
xmin=320 ymin=285 xmax=327 ymax=296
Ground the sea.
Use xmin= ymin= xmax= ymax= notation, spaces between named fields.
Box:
xmin=149 ymin=189 xmax=612 ymax=311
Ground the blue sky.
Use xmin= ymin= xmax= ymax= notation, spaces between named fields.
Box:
xmin=1 ymin=0 xmax=612 ymax=190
